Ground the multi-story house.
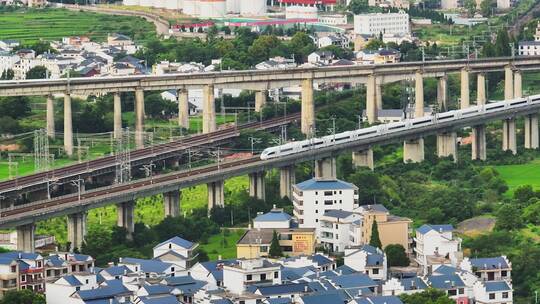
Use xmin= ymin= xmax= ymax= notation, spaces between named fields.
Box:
xmin=344 ymin=245 xmax=387 ymax=281
xmin=319 ymin=210 xmax=362 ymax=252
xmin=414 ymin=224 xmax=462 ymax=274
xmin=153 ymin=236 xmax=199 ymax=270
xmin=222 ymin=259 xmax=281 ymax=294
xmin=354 ymin=11 xmax=410 ymax=36
xmin=460 ymin=256 xmax=512 ymax=282
xmin=473 ymin=280 xmax=513 ymax=304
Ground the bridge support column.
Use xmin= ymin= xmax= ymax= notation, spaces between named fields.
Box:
xmin=164 ymin=190 xmax=181 ymax=217
xmin=504 ymin=66 xmax=514 ymax=100
xmin=437 ymin=75 xmax=448 ymax=111
xmin=414 ymin=70 xmax=424 ymax=118
xmin=524 ymin=114 xmax=539 ymax=149
xmin=17 ymin=224 xmax=35 ymax=253
xmin=460 ymin=68 xmax=470 ymax=109
xmin=366 ymin=74 xmax=377 ymax=123
xmin=64 ymin=93 xmax=73 ymax=156
xmin=249 ymin=171 xmax=266 ymax=201
xmin=502 ymin=118 xmax=517 ymax=154
xmin=301 ymin=78 xmax=315 ymax=135
xmin=203 ymin=85 xmax=216 ymax=134
xmin=117 ymin=201 xmax=135 ymax=240
xmin=477 ymin=73 xmax=486 ymax=105
xmin=315 ymin=157 xmax=336 ymax=179
xmin=178 ymin=89 xmax=189 ymax=129
xmin=207 ymin=180 xmax=224 ymax=211
xmin=67 ymin=212 xmax=87 ymax=252
xmin=376 ymin=83 xmax=382 ymax=110
xmin=280 ymin=166 xmax=295 ymax=199
xmin=46 ymin=95 xmax=55 ymax=139
xmin=514 ymin=70 xmax=522 ymax=98
xmin=437 ymin=132 xmax=458 ymax=162
xmin=255 ymin=91 xmax=267 ymax=112
xmin=403 ymin=138 xmax=424 ymax=163
xmin=135 ymin=88 xmax=145 ymax=148
xmin=352 ymin=149 xmax=374 ymax=170
xmin=113 ymin=92 xmax=122 ymax=139
xmin=472 ymin=125 xmax=487 ymax=160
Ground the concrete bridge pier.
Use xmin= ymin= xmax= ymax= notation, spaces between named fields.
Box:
xmin=504 ymin=66 xmax=514 ymax=100
xmin=17 ymin=224 xmax=35 ymax=253
xmin=249 ymin=171 xmax=266 ymax=201
xmin=207 ymin=180 xmax=224 ymax=211
xmin=437 ymin=75 xmax=448 ymax=111
xmin=477 ymin=73 xmax=487 ymax=105
xmin=414 ymin=70 xmax=424 ymax=118
xmin=135 ymin=88 xmax=145 ymax=148
xmin=472 ymin=125 xmax=487 ymax=160
xmin=514 ymin=70 xmax=522 ymax=98
xmin=376 ymin=83 xmax=382 ymax=110
xmin=366 ymin=74 xmax=377 ymax=124
xmin=113 ymin=92 xmax=122 ymax=139
xmin=352 ymin=149 xmax=374 ymax=170
xmin=203 ymin=84 xmax=216 ymax=134
xmin=178 ymin=89 xmax=189 ymax=129
xmin=403 ymin=138 xmax=424 ymax=163
xmin=301 ymin=78 xmax=315 ymax=135
xmin=67 ymin=212 xmax=87 ymax=251
xmin=460 ymin=68 xmax=470 ymax=109
xmin=164 ymin=190 xmax=181 ymax=217
xmin=255 ymin=91 xmax=267 ymax=112
xmin=502 ymin=118 xmax=517 ymax=154
xmin=437 ymin=132 xmax=458 ymax=162
xmin=524 ymin=114 xmax=539 ymax=149
xmin=46 ymin=95 xmax=55 ymax=139
xmin=117 ymin=200 xmax=135 ymax=240
xmin=315 ymin=157 xmax=336 ymax=179
xmin=64 ymin=93 xmax=73 ymax=156
xmin=279 ymin=166 xmax=295 ymax=199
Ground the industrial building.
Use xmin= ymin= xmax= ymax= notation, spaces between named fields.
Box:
xmin=123 ymin=0 xmax=266 ymax=17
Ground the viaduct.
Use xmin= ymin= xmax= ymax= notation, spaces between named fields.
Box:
xmin=0 ymin=56 xmax=539 ymax=252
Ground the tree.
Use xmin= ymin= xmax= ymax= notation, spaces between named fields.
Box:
xmin=400 ymin=288 xmax=454 ymax=304
xmin=513 ymin=185 xmax=536 ymax=205
xmin=269 ymin=230 xmax=283 ymax=257
xmin=480 ymin=0 xmax=496 ymax=17
xmin=26 ymin=66 xmax=48 ymax=79
xmin=369 ymin=220 xmax=382 ymax=249
xmin=0 ymin=69 xmax=14 ymax=80
xmin=0 ymin=96 xmax=32 ymax=119
xmin=463 ymin=0 xmax=477 ymax=16
xmin=496 ymin=204 xmax=523 ymax=231
xmin=0 ymin=289 xmax=45 ymax=304
xmin=385 ymin=244 xmax=409 ymax=267
xmin=364 ymin=39 xmax=385 ymax=51
xmin=348 ymin=0 xmax=369 ymax=14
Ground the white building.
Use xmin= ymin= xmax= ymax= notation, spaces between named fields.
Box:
xmin=285 ymin=6 xmax=318 ymax=19
xmin=319 ymin=210 xmax=362 ymax=252
xmin=473 ymin=280 xmax=513 ymax=304
xmin=519 ymin=22 xmax=540 ymax=56
xmin=253 ymin=207 xmax=293 ymax=229
xmin=354 ymin=11 xmax=410 ymax=36
xmin=382 ymin=277 xmax=428 ymax=296
xmin=460 ymin=256 xmax=512 ymax=282
xmin=45 ymin=274 xmax=100 ymax=304
xmin=414 ymin=224 xmax=462 ymax=275
xmin=153 ymin=236 xmax=199 ymax=269
xmin=317 ymin=35 xmax=350 ymax=49
xmin=222 ymin=259 xmax=281 ymax=294
xmin=318 ymin=14 xmax=348 ymax=25
xmin=292 ymin=178 xmax=359 ymax=228
xmin=344 ymin=245 xmax=387 ymax=280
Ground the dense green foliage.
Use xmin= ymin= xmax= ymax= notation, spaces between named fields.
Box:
xmin=369 ymin=220 xmax=382 ymax=249
xmin=269 ymin=230 xmax=283 ymax=257
xmin=0 ymin=290 xmax=45 ymax=304
xmin=385 ymin=244 xmax=409 ymax=267
xmin=400 ymin=289 xmax=454 ymax=304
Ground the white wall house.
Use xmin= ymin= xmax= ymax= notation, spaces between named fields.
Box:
xmin=253 ymin=207 xmax=292 ymax=229
xmin=293 ymin=178 xmax=359 ymax=229
xmin=414 ymin=224 xmax=462 ymax=274
xmin=354 ymin=11 xmax=410 ymax=36
xmin=473 ymin=280 xmax=513 ymax=304
xmin=45 ymin=274 xmax=99 ymax=304
xmin=518 ymin=22 xmax=540 ymax=56
xmin=460 ymin=256 xmax=512 ymax=282
xmin=222 ymin=259 xmax=281 ymax=294
xmin=319 ymin=210 xmax=362 ymax=252
xmin=153 ymin=236 xmax=199 ymax=269
xmin=382 ymin=277 xmax=428 ymax=296
xmin=344 ymin=245 xmax=387 ymax=280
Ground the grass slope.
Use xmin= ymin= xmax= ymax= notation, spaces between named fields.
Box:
xmin=493 ymin=158 xmax=540 ymax=195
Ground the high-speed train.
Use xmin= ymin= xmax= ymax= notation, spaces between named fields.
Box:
xmin=260 ymin=94 xmax=540 ymax=160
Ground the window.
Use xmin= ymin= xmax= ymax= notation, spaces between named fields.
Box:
xmin=260 ymin=246 xmax=268 ymax=252
xmin=372 ymin=269 xmax=379 ymax=274
xmin=489 ymin=293 xmax=495 ymax=300
xmin=502 ymin=292 xmax=509 ymax=299
xmin=448 ymin=289 xmax=457 ymax=296
xmin=21 ymin=275 xmax=26 ymax=282
xmin=274 ymin=272 xmax=279 ymax=279
xmin=458 ymin=288 xmax=464 ymax=294
xmin=169 ymin=244 xmax=172 ymax=249
xmin=324 ymin=191 xmax=333 ymax=196
xmin=171 ymin=267 xmax=175 ymax=272
xmin=10 ymin=266 xmax=16 ymax=273
xmin=315 ymin=210 xmax=318 ymax=214
xmin=247 ymin=274 xmax=252 ymax=281
xmin=324 ymin=200 xmax=333 ymax=205
xmin=260 ymin=273 xmax=267 ymax=281
xmin=501 ymin=270 xmax=508 ymax=277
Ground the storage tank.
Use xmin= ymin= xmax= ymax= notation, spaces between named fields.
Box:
xmin=183 ymin=0 xmax=199 ymax=15
xmin=239 ymin=0 xmax=265 ymax=15
xmin=226 ymin=0 xmax=240 ymax=14
xmin=198 ymin=0 xmax=226 ymax=17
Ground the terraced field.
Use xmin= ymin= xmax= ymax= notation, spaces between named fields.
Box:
xmin=0 ymin=8 xmax=155 ymax=44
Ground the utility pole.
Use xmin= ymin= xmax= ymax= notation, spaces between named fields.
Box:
xmin=248 ymin=137 xmax=262 ymax=155
xmin=115 ymin=128 xmax=131 ymax=184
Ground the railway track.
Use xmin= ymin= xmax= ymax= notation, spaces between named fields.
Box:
xmin=0 ymin=113 xmax=299 ymax=195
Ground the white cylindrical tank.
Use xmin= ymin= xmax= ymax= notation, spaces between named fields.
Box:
xmin=183 ymin=0 xmax=199 ymax=15
xmin=239 ymin=0 xmax=265 ymax=16
xmin=198 ymin=0 xmax=226 ymax=17
xmin=123 ymin=0 xmax=140 ymax=6
xmin=226 ymin=0 xmax=240 ymax=14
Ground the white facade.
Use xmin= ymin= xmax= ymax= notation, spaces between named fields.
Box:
xmin=292 ymin=178 xmax=359 ymax=229
xmin=344 ymin=245 xmax=387 ymax=280
xmin=318 ymin=210 xmax=362 ymax=252
xmin=198 ymin=0 xmax=227 ymax=17
xmin=285 ymin=6 xmax=318 ymax=19
xmin=318 ymin=14 xmax=348 ymax=25
xmin=414 ymin=225 xmax=462 ymax=274
xmin=473 ymin=281 xmax=513 ymax=304
xmin=497 ymin=0 xmax=510 ymax=9
xmin=222 ymin=259 xmax=281 ymax=294
xmin=519 ymin=22 xmax=540 ymax=56
xmin=46 ymin=274 xmax=99 ymax=304
xmin=239 ymin=0 xmax=266 ymax=16
xmin=353 ymin=12 xmax=410 ymax=36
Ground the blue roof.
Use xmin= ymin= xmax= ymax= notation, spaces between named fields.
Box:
xmin=323 ymin=210 xmax=354 ymax=219
xmin=62 ymin=275 xmax=83 ymax=286
xmin=121 ymin=258 xmax=172 ymax=274
xmin=400 ymin=277 xmax=428 ymax=291
xmin=330 ymin=273 xmax=377 ymax=289
xmin=360 ymin=205 xmax=389 ymax=213
xmin=254 ymin=210 xmax=292 ymax=222
xmin=198 ymin=259 xmax=237 ymax=282
xmin=141 ymin=284 xmax=173 ymax=295
xmin=77 ymin=280 xmax=130 ymax=300
xmin=433 ymin=265 xmax=457 ymax=275
xmin=0 ymin=251 xmax=40 ymax=260
xmin=71 ymin=253 xmax=92 ymax=262
xmin=253 ymin=282 xmax=311 ymax=295
xmin=154 ymin=236 xmax=195 ymax=250
xmin=295 ymin=178 xmax=356 ymax=191
xmin=83 ymin=300 xmax=120 ymax=304
xmin=265 ymin=298 xmax=292 ymax=304
xmin=484 ymin=281 xmax=512 ymax=292
xmin=138 ymin=295 xmax=179 ymax=304
xmin=417 ymin=224 xmax=454 ymax=234
xmin=0 ymin=257 xmax=15 ymax=265
xmin=335 ymin=265 xmax=357 ymax=275
xmin=301 ymin=293 xmax=347 ymax=304
xmin=312 ymin=254 xmax=334 ymax=266
xmin=282 ymin=266 xmax=317 ymax=281
xmin=470 ymin=257 xmax=509 ymax=270
xmin=357 ymin=296 xmax=403 ymax=304
xmin=427 ymin=274 xmax=465 ymax=289
xmin=102 ymin=265 xmax=132 ymax=276
xmin=210 ymin=300 xmax=233 ymax=304
xmin=46 ymin=255 xmax=66 ymax=267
